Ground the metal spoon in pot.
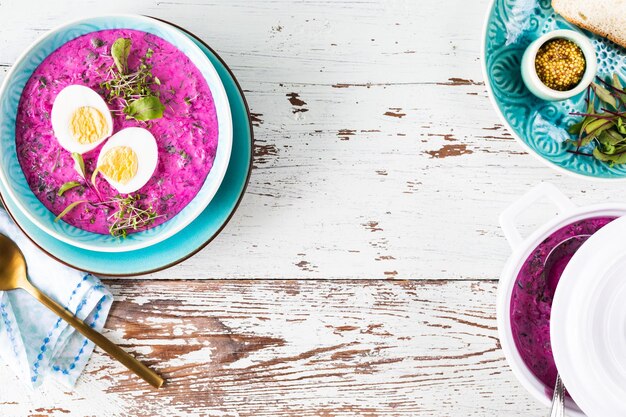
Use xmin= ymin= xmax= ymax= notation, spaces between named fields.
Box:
xmin=544 ymin=234 xmax=590 ymax=417
xmin=0 ymin=234 xmax=163 ymax=388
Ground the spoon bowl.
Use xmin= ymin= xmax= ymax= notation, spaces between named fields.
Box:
xmin=543 ymin=234 xmax=591 ymax=296
xmin=0 ymin=234 xmax=28 ymax=291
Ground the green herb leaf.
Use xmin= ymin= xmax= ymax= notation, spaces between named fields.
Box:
xmin=105 ymin=194 xmax=162 ymax=238
xmin=592 ymin=82 xmax=618 ymax=109
xmin=568 ymin=120 xmax=584 ymax=135
xmin=599 ymin=129 xmax=626 ymax=146
xmin=123 ymin=96 xmax=165 ymax=121
xmin=593 ymin=147 xmax=626 ymax=165
xmin=611 ymin=74 xmax=626 ymax=106
xmin=38 ymin=77 xmax=47 ymax=90
xmin=54 ymin=200 xmax=87 ymax=222
xmin=593 ymin=147 xmax=612 ymax=161
xmin=91 ymin=167 xmax=99 ymax=188
xmin=91 ymin=38 xmax=105 ymax=48
xmin=580 ymin=120 xmax=613 ymax=147
xmin=584 ymin=118 xmax=612 ymax=134
xmin=71 ymin=152 xmax=86 ymax=180
xmin=57 ymin=181 xmax=81 ymax=197
xmin=575 ymin=100 xmax=596 ymax=144
xmin=111 ymin=37 xmax=131 ymax=74
xmin=161 ymin=193 xmax=174 ymax=201
xmin=613 ymin=73 xmax=623 ymax=90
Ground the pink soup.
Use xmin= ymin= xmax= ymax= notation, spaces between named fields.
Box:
xmin=15 ymin=29 xmax=218 ymax=235
xmin=510 ymin=216 xmax=616 ymax=391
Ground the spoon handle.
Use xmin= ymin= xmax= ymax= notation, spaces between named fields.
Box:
xmin=549 ymin=374 xmax=565 ymax=417
xmin=22 ymin=282 xmax=164 ymax=389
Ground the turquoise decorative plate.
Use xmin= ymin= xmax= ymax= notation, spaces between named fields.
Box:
xmin=0 ymin=15 xmax=232 ymax=251
xmin=0 ymin=23 xmax=253 ymax=276
xmin=482 ymin=0 xmax=626 ymax=179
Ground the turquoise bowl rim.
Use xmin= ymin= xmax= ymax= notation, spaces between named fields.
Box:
xmin=0 ymin=20 xmax=253 ymax=276
xmin=481 ymin=0 xmax=626 ymax=182
xmin=0 ymin=14 xmax=234 ymax=252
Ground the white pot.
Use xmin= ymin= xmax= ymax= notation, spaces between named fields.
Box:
xmin=497 ymin=183 xmax=626 ymax=416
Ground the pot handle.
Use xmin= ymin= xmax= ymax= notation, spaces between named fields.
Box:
xmin=499 ymin=183 xmax=576 ymax=251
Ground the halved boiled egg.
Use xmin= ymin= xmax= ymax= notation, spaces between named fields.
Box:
xmin=51 ymin=85 xmax=113 ymax=154
xmin=96 ymin=127 xmax=158 ymax=194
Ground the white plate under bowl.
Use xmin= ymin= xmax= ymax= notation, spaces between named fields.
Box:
xmin=552 ymin=216 xmax=626 ymax=417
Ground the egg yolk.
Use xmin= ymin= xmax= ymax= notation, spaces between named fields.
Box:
xmin=69 ymin=106 xmax=108 ymax=144
xmin=98 ymin=146 xmax=138 ymax=185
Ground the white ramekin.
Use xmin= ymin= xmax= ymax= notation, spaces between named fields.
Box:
xmin=521 ymin=29 xmax=597 ymax=101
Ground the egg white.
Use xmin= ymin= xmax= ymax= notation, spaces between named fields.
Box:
xmin=51 ymin=85 xmax=113 ymax=154
xmin=96 ymin=127 xmax=158 ymax=194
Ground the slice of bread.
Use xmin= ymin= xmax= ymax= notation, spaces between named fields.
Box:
xmin=552 ymin=0 xmax=626 ymax=48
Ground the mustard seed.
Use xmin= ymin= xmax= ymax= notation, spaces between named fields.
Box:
xmin=535 ymin=39 xmax=586 ymax=91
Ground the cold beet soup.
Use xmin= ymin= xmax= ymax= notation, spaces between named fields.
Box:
xmin=510 ymin=216 xmax=616 ymax=390
xmin=15 ymin=29 xmax=219 ymax=236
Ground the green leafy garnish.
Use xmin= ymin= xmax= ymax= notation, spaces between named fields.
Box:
xmin=612 ymin=74 xmax=626 ymax=104
xmin=568 ymin=75 xmax=626 ymax=166
xmin=591 ymin=82 xmax=617 ymax=109
xmin=123 ymin=96 xmax=165 ymax=121
xmin=54 ymin=200 xmax=87 ymax=222
xmin=57 ymin=181 xmax=81 ymax=197
xmin=71 ymin=152 xmax=86 ymax=179
xmin=111 ymin=37 xmax=131 ymax=73
xmin=90 ymin=167 xmax=100 ymax=188
xmin=38 ymin=77 xmax=47 ymax=90
xmin=102 ymin=194 xmax=162 ymax=238
xmin=56 ymin=192 xmax=163 ymax=238
xmin=100 ymin=37 xmax=165 ymax=122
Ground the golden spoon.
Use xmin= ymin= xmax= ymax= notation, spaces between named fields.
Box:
xmin=0 ymin=234 xmax=163 ymax=388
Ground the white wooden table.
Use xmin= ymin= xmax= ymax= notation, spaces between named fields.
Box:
xmin=0 ymin=1 xmax=621 ymax=415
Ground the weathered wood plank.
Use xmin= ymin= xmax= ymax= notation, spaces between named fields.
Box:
xmin=0 ymin=280 xmax=543 ymax=416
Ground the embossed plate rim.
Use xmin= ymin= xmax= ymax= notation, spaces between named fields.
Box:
xmin=481 ymin=0 xmax=626 ymax=182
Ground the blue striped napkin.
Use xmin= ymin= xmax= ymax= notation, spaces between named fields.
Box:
xmin=0 ymin=209 xmax=112 ymax=388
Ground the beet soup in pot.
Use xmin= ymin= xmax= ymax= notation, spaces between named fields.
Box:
xmin=496 ymin=183 xmax=626 ymax=416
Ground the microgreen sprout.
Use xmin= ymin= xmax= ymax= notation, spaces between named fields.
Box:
xmin=100 ymin=38 xmax=164 ymax=121
xmin=56 ymin=193 xmax=163 ymax=238
xmin=101 ymin=194 xmax=163 ymax=238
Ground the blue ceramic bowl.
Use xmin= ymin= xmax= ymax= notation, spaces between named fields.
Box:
xmin=482 ymin=0 xmax=626 ymax=180
xmin=0 ymin=22 xmax=252 ymax=276
xmin=0 ymin=15 xmax=232 ymax=251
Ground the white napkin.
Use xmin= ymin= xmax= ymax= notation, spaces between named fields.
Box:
xmin=0 ymin=209 xmax=112 ymax=388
